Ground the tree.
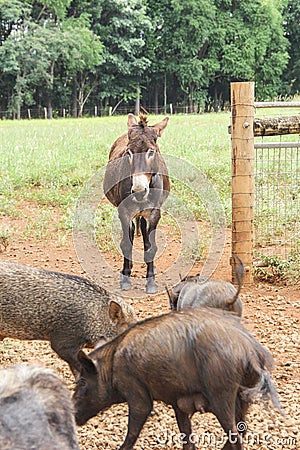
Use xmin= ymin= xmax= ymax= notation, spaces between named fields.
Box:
xmin=0 ymin=0 xmax=103 ymax=118
xmin=0 ymin=20 xmax=52 ymax=118
xmin=282 ymin=0 xmax=300 ymax=95
xmin=207 ymin=0 xmax=289 ymax=106
xmin=168 ymin=0 xmax=217 ymax=112
xmin=52 ymin=16 xmax=103 ymax=117
xmin=90 ymin=0 xmax=152 ymax=111
xmin=0 ymin=0 xmax=292 ymax=116
xmin=145 ymin=0 xmax=216 ymax=112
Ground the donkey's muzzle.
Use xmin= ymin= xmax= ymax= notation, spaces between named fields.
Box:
xmin=132 ymin=188 xmax=148 ymax=202
xmin=131 ymin=174 xmax=150 ymax=202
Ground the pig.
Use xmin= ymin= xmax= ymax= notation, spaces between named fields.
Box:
xmin=168 ymin=256 xmax=244 ymax=316
xmin=73 ymin=308 xmax=282 ymax=450
xmin=0 ymin=363 xmax=80 ymax=450
xmin=0 ymin=261 xmax=136 ymax=377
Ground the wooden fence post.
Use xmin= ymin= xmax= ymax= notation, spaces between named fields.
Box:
xmin=231 ymin=82 xmax=255 ymax=284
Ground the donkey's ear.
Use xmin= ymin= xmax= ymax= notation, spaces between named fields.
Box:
xmin=153 ymin=117 xmax=169 ymax=137
xmin=127 ymin=113 xmax=138 ymax=129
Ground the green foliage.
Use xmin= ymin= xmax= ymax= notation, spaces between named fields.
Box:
xmin=254 ymin=250 xmax=300 ymax=284
xmin=0 ymin=0 xmax=103 ymax=116
xmin=21 ymin=208 xmax=54 ymax=240
xmin=95 ymin=203 xmax=117 ymax=252
xmin=0 ymin=0 xmax=293 ymax=114
xmin=207 ymin=0 xmax=289 ymax=102
xmin=0 ymin=225 xmax=12 ymax=251
xmin=281 ymin=0 xmax=300 ymax=95
xmin=90 ymin=0 xmax=152 ymax=100
xmin=40 ymin=0 xmax=72 ymax=19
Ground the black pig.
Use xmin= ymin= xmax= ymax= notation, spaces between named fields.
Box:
xmin=73 ymin=308 xmax=282 ymax=450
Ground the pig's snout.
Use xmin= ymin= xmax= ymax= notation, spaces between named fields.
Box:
xmin=75 ymin=411 xmax=87 ymax=427
xmin=73 ymin=388 xmax=102 ymax=426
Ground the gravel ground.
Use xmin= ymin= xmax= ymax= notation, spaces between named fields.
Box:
xmin=1 ymin=282 xmax=299 ymax=450
xmin=0 ymin=226 xmax=299 ymax=449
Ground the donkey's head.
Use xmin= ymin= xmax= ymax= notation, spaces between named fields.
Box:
xmin=125 ymin=113 xmax=169 ymax=202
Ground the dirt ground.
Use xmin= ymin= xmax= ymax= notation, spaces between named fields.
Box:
xmin=0 ymin=208 xmax=299 ymax=449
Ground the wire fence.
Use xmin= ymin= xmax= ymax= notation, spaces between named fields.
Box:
xmin=0 ymin=103 xmax=209 ymax=120
xmin=254 ymin=141 xmax=300 ymax=260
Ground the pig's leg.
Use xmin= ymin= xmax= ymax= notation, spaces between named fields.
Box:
xmin=173 ymin=406 xmax=196 ymax=450
xmin=233 ymin=395 xmax=249 ymax=444
xmin=119 ymin=395 xmax=153 ymax=450
xmin=218 ymin=418 xmax=243 ymax=450
xmin=211 ymin=395 xmax=244 ymax=450
xmin=235 ymin=394 xmax=250 ymax=424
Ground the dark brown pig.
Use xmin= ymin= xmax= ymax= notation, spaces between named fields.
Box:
xmin=73 ymin=308 xmax=282 ymax=450
xmin=168 ymin=256 xmax=244 ymax=316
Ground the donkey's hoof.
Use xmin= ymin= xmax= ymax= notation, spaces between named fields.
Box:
xmin=120 ymin=274 xmax=131 ymax=291
xmin=146 ymin=277 xmax=157 ymax=294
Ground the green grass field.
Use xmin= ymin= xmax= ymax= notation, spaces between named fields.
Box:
xmin=0 ymin=113 xmax=232 ymax=223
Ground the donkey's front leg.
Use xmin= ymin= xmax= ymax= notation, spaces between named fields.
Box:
xmin=141 ymin=209 xmax=160 ymax=294
xmin=119 ymin=209 xmax=135 ymax=291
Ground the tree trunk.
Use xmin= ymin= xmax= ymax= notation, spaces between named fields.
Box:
xmin=213 ymin=89 xmax=218 ymax=112
xmin=78 ymin=85 xmax=84 ymax=118
xmin=72 ymin=77 xmax=78 ymax=118
xmin=189 ymin=83 xmax=194 ymax=113
xmin=16 ymin=104 xmax=21 ymax=120
xmin=78 ymin=105 xmax=83 ymax=118
xmin=154 ymin=82 xmax=158 ymax=115
xmin=164 ymin=73 xmax=167 ymax=114
xmin=134 ymin=86 xmax=140 ymax=115
xmin=46 ymin=61 xmax=55 ymax=119
xmin=47 ymin=98 xmax=53 ymax=119
xmin=15 ymin=74 xmax=22 ymax=120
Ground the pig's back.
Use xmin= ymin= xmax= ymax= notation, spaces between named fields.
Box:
xmin=177 ymin=279 xmax=242 ymax=315
xmin=112 ymin=310 xmax=269 ymax=402
xmin=0 ymin=261 xmax=109 ymax=339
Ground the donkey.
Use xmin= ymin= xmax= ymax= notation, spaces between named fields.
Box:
xmin=103 ymin=113 xmax=170 ymax=294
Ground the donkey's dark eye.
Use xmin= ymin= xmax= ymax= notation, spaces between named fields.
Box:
xmin=126 ymin=149 xmax=133 ymax=161
xmin=147 ymin=149 xmax=155 ymax=159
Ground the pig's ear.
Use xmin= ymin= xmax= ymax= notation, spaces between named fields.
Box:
xmin=77 ymin=350 xmax=98 ymax=375
xmin=109 ymin=300 xmax=124 ymax=324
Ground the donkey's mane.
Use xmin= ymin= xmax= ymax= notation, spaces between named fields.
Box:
xmin=138 ymin=112 xmax=148 ymax=128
